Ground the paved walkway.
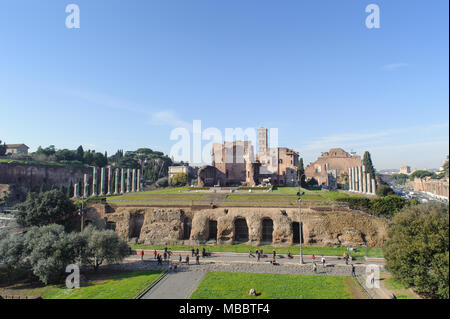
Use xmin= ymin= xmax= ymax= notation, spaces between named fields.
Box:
xmin=141 ymin=269 xmax=206 ymax=299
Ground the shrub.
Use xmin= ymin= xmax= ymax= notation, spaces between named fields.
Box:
xmin=155 ymin=177 xmax=168 ymax=187
xmin=376 ymin=184 xmax=395 ymax=197
xmin=171 ymin=173 xmax=188 ymax=186
xmin=369 ymin=195 xmax=406 ymax=218
xmin=335 ymin=196 xmax=371 ymax=211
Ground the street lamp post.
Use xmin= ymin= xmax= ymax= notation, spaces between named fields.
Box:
xmin=79 ymin=198 xmax=86 ymax=232
xmin=298 ymin=198 xmax=304 ymax=264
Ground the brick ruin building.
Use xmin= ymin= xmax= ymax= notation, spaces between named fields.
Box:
xmin=197 ymin=127 xmax=299 ymax=187
xmin=305 ymin=148 xmax=361 ymax=188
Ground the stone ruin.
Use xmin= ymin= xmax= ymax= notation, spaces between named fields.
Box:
xmin=85 ymin=204 xmax=389 ymax=248
xmin=72 ymin=166 xmax=142 ymax=198
xmin=348 ymin=165 xmax=376 ymax=195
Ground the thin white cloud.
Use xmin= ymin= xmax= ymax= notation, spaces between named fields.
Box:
xmin=383 ymin=63 xmax=408 ymax=70
xmin=61 ymin=87 xmax=192 ymax=130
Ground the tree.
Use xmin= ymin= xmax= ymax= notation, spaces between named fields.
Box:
xmin=391 ymin=173 xmax=409 ymax=185
xmin=409 ymin=170 xmax=434 ymax=181
xmin=363 ymin=151 xmax=376 ymax=181
xmin=155 ymin=177 xmax=168 ymax=188
xmin=384 ymin=203 xmax=449 ymax=298
xmin=297 ymin=158 xmax=306 ymax=187
xmin=76 ymin=145 xmax=84 ymax=161
xmin=80 ymin=225 xmax=129 ymax=271
xmin=171 ymin=172 xmax=188 ymax=186
xmin=376 ymin=184 xmax=395 ymax=197
xmin=15 ymin=189 xmax=76 ymax=228
xmin=0 ymin=140 xmax=6 ymax=156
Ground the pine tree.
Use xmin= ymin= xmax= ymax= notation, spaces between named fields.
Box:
xmin=67 ymin=180 xmax=74 ymax=198
xmin=363 ymin=151 xmax=376 ymax=181
xmin=297 ymin=158 xmax=306 ymax=187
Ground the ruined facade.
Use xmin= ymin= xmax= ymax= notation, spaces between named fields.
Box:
xmin=199 ymin=127 xmax=299 ymax=187
xmin=87 ymin=204 xmax=389 ymax=248
xmin=305 ymin=148 xmax=361 ymax=188
xmin=410 ymin=177 xmax=449 ymax=201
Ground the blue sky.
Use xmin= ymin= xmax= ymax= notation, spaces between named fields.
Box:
xmin=1 ymin=0 xmax=448 ymax=169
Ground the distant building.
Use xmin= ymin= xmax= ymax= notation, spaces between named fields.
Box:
xmin=168 ymin=165 xmax=197 ymax=183
xmin=305 ymin=148 xmax=361 ymax=188
xmin=400 ymin=166 xmax=411 ymax=175
xmin=5 ymin=144 xmax=29 ymax=155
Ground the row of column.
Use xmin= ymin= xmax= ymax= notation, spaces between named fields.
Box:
xmin=348 ymin=165 xmax=376 ymax=195
xmin=73 ymin=167 xmax=142 ymax=198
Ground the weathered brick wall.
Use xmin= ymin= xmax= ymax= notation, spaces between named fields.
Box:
xmin=411 ymin=177 xmax=449 ymax=199
xmin=0 ymin=162 xmax=91 ymax=191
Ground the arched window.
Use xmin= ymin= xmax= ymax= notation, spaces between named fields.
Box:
xmin=183 ymin=217 xmax=192 ymax=240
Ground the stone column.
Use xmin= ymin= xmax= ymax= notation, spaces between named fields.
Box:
xmin=371 ymin=179 xmax=377 ymax=195
xmin=126 ymin=168 xmax=131 ymax=193
xmin=120 ymin=168 xmax=125 ymax=194
xmin=100 ymin=167 xmax=105 ymax=196
xmin=137 ymin=170 xmax=141 ymax=192
xmin=358 ymin=166 xmax=363 ymax=193
xmin=351 ymin=167 xmax=356 ymax=192
xmin=92 ymin=167 xmax=98 ymax=197
xmin=132 ymin=169 xmax=136 ymax=192
xmin=114 ymin=168 xmax=119 ymax=195
xmin=348 ymin=167 xmax=352 ymax=191
xmin=361 ymin=165 xmax=366 ymax=194
xmin=83 ymin=174 xmax=89 ymax=198
xmin=73 ymin=183 xmax=79 ymax=199
xmin=366 ymin=173 xmax=372 ymax=194
xmin=106 ymin=167 xmax=112 ymax=196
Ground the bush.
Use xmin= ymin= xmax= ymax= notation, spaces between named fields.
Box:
xmin=384 ymin=203 xmax=449 ymax=298
xmin=155 ymin=177 xmax=168 ymax=188
xmin=369 ymin=195 xmax=406 ymax=218
xmin=171 ymin=173 xmax=188 ymax=186
xmin=376 ymin=184 xmax=395 ymax=197
xmin=335 ymin=196 xmax=371 ymax=211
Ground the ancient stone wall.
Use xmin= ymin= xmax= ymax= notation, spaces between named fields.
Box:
xmin=88 ymin=205 xmax=389 ymax=247
xmin=409 ymin=177 xmax=449 ymax=200
xmin=0 ymin=162 xmax=91 ymax=191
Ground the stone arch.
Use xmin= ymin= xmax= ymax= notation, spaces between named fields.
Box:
xmin=183 ymin=217 xmax=192 ymax=240
xmin=261 ymin=218 xmax=273 ymax=243
xmin=234 ymin=218 xmax=249 ymax=242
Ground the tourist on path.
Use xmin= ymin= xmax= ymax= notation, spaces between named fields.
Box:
xmin=153 ymin=250 xmax=157 ymax=259
xmin=257 ymin=251 xmax=261 ymax=262
xmin=196 ymin=254 xmax=200 ymax=265
xmin=186 ymin=255 xmax=190 ymax=265
xmin=273 ymin=249 xmax=276 ymax=259
xmin=311 ymin=254 xmax=316 ymax=263
xmin=321 ymin=256 xmax=326 ymax=267
xmin=313 ymin=262 xmax=317 ymax=273
xmin=196 ymin=248 xmax=199 ymax=256
xmin=140 ymin=250 xmax=144 ymax=261
xmin=191 ymin=248 xmax=195 ymax=257
xmin=179 ymin=255 xmax=182 ymax=263
xmin=351 ymin=264 xmax=355 ymax=276
xmin=202 ymin=247 xmax=206 ymax=257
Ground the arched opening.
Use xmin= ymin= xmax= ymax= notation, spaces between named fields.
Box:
xmin=292 ymin=222 xmax=304 ymax=244
xmin=292 ymin=222 xmax=300 ymax=244
xmin=183 ymin=217 xmax=192 ymax=240
xmin=261 ymin=218 xmax=273 ymax=242
xmin=208 ymin=220 xmax=217 ymax=240
xmin=234 ymin=218 xmax=249 ymax=242
xmin=130 ymin=214 xmax=144 ymax=238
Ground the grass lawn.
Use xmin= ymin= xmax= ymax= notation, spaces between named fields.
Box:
xmin=2 ymin=270 xmax=164 ymax=299
xmin=190 ymin=272 xmax=364 ymax=299
xmin=132 ymin=243 xmax=383 ymax=258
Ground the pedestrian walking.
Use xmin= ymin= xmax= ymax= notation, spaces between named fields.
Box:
xmin=321 ymin=256 xmax=326 ymax=267
xmin=196 ymin=248 xmax=199 ymax=256
xmin=191 ymin=248 xmax=195 ymax=257
xmin=153 ymin=249 xmax=157 ymax=259
xmin=311 ymin=254 xmax=316 ymax=263
xmin=186 ymin=255 xmax=190 ymax=265
xmin=140 ymin=250 xmax=144 ymax=261
xmin=202 ymin=247 xmax=206 ymax=257
xmin=196 ymin=254 xmax=200 ymax=265
xmin=273 ymin=249 xmax=276 ymax=259
xmin=351 ymin=264 xmax=355 ymax=276
xmin=257 ymin=251 xmax=260 ymax=262
xmin=179 ymin=254 xmax=182 ymax=263
xmin=163 ymin=252 xmax=167 ymax=261
xmin=313 ymin=262 xmax=317 ymax=273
